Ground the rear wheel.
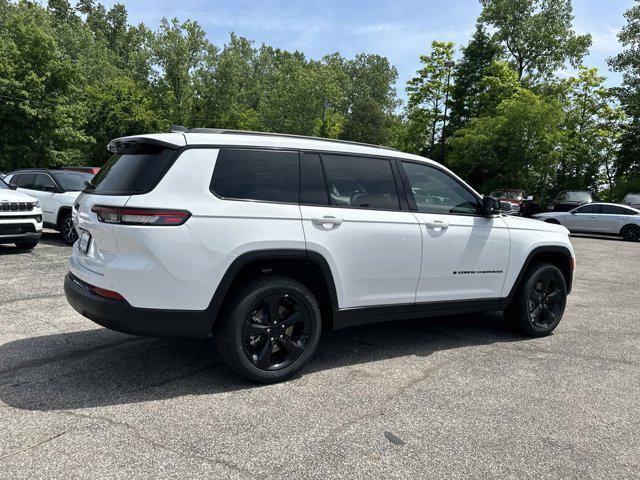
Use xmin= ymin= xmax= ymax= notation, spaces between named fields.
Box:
xmin=15 ymin=240 xmax=38 ymax=250
xmin=505 ymin=262 xmax=567 ymax=337
xmin=214 ymin=275 xmax=322 ymax=383
xmin=621 ymin=224 xmax=640 ymax=242
xmin=59 ymin=212 xmax=77 ymax=245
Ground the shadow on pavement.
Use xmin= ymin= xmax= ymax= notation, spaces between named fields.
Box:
xmin=0 ymin=312 xmax=526 ymax=411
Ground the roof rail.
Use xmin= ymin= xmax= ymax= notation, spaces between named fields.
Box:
xmin=171 ymin=126 xmax=398 ymax=151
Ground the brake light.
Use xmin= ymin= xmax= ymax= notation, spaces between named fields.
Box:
xmin=91 ymin=206 xmax=191 ymax=226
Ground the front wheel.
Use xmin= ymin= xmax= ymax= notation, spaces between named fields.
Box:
xmin=504 ymin=262 xmax=567 ymax=337
xmin=59 ymin=212 xmax=77 ymax=245
xmin=214 ymin=275 xmax=322 ymax=383
xmin=621 ymin=225 xmax=640 ymax=242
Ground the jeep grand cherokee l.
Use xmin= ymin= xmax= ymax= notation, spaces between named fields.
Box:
xmin=65 ymin=128 xmax=575 ymax=383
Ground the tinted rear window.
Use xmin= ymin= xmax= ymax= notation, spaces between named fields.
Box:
xmin=53 ymin=171 xmax=94 ymax=191
xmin=88 ymin=144 xmax=175 ymax=195
xmin=210 ymin=149 xmax=299 ymax=204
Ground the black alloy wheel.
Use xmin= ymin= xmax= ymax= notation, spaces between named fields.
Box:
xmin=621 ymin=225 xmax=640 ymax=242
xmin=60 ymin=213 xmax=77 ymax=245
xmin=527 ymin=273 xmax=565 ymax=330
xmin=504 ymin=262 xmax=567 ymax=337
xmin=215 ymin=275 xmax=322 ymax=383
xmin=242 ymin=292 xmax=311 ymax=371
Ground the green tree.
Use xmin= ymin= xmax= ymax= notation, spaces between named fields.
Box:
xmin=151 ymin=17 xmax=214 ymax=125
xmin=340 ymin=98 xmax=388 ymax=145
xmin=608 ymin=0 xmax=640 ymax=187
xmin=479 ymin=0 xmax=591 ymax=80
xmin=449 ymin=88 xmax=564 ymax=195
xmin=0 ymin=1 xmax=92 ymax=170
xmin=406 ymin=41 xmax=455 ymax=157
xmin=449 ymin=24 xmax=504 ymax=130
xmin=558 ymin=67 xmax=626 ymax=194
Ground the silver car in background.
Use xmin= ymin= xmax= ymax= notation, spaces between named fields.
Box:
xmin=533 ymin=202 xmax=640 ymax=242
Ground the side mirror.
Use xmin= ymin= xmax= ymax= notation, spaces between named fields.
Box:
xmin=482 ymin=196 xmax=501 ymax=216
xmin=9 ymin=184 xmax=17 ymax=190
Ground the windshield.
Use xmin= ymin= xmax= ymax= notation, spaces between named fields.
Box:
xmin=490 ymin=190 xmax=522 ymax=200
xmin=53 ymin=171 xmax=94 ymax=191
xmin=0 ymin=178 xmax=8 ymax=190
xmin=557 ymin=191 xmax=592 ymax=202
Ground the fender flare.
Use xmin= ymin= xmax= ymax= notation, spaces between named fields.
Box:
xmin=205 ymin=249 xmax=339 ymax=329
xmin=506 ymin=245 xmax=574 ymax=300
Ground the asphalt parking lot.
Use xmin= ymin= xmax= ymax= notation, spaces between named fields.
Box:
xmin=0 ymin=232 xmax=638 ymax=479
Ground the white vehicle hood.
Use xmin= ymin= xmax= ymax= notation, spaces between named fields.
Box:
xmin=0 ymin=189 xmax=38 ymax=203
xmin=501 ymin=214 xmax=569 ymax=234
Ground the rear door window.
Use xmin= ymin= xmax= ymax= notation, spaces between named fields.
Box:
xmin=601 ymin=205 xmax=637 ymax=215
xmin=88 ymin=144 xmax=176 ymax=195
xmin=210 ymin=149 xmax=299 ymax=204
xmin=321 ymin=154 xmax=400 ymax=210
xmin=33 ymin=173 xmax=57 ymax=192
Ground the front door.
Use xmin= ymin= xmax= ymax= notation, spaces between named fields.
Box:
xmin=399 ymin=161 xmax=510 ymax=302
xmin=300 ymin=153 xmax=422 ymax=309
xmin=563 ymin=204 xmax=601 ymax=232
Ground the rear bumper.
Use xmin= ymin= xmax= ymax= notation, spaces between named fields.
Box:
xmin=64 ymin=272 xmax=213 ymax=338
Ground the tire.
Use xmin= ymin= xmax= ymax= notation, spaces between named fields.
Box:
xmin=504 ymin=262 xmax=567 ymax=337
xmin=59 ymin=212 xmax=77 ymax=245
xmin=621 ymin=224 xmax=640 ymax=242
xmin=214 ymin=275 xmax=322 ymax=383
xmin=15 ymin=240 xmax=39 ymax=250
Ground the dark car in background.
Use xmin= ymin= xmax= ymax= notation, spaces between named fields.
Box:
xmin=549 ymin=190 xmax=597 ymax=212
xmin=622 ymin=193 xmax=640 ymax=210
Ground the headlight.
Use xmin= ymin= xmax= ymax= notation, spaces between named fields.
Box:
xmin=33 ymin=201 xmax=40 ymax=209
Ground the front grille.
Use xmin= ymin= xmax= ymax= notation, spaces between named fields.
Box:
xmin=0 ymin=215 xmax=41 ymax=221
xmin=0 ymin=223 xmax=36 ymax=235
xmin=0 ymin=202 xmax=35 ymax=212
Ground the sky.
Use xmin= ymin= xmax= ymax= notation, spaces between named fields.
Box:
xmin=96 ymin=0 xmax=632 ymax=101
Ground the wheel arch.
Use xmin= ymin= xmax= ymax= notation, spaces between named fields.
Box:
xmin=620 ymin=223 xmax=640 ymax=235
xmin=56 ymin=205 xmax=73 ymax=228
xmin=507 ymin=246 xmax=574 ymax=300
xmin=206 ymin=249 xmax=339 ymax=333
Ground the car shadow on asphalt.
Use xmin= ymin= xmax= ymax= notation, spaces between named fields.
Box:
xmin=0 ymin=312 xmax=527 ymax=411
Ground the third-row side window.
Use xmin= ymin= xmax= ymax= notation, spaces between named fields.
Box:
xmin=211 ymin=149 xmax=299 ymax=203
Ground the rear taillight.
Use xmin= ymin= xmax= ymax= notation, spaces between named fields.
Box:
xmin=91 ymin=206 xmax=191 ymax=226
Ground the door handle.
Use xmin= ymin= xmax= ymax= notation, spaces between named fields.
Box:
xmin=425 ymin=220 xmax=449 ymax=230
xmin=588 ymin=216 xmax=598 ymax=219
xmin=311 ymin=216 xmax=343 ymax=227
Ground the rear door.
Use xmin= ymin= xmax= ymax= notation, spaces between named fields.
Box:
xmin=598 ymin=205 xmax=639 ymax=233
xmin=300 ymin=152 xmax=422 ymax=308
xmin=563 ymin=204 xmax=601 ymax=232
xmin=399 ymin=160 xmax=510 ymax=302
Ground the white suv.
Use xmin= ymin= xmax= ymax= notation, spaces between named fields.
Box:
xmin=64 ymin=129 xmax=575 ymax=383
xmin=5 ymin=169 xmax=94 ymax=244
xmin=0 ymin=178 xmax=43 ymax=249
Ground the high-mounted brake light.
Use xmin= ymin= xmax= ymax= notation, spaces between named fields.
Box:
xmin=91 ymin=205 xmax=191 ymax=226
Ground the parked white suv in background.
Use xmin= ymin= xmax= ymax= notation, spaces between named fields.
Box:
xmin=65 ymin=129 xmax=575 ymax=383
xmin=0 ymin=178 xmax=43 ymax=249
xmin=5 ymin=169 xmax=94 ymax=244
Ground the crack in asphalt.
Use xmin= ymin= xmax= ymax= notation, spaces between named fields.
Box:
xmin=0 ymin=431 xmax=70 ymax=460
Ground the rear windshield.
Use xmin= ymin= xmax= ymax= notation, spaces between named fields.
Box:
xmin=624 ymin=194 xmax=640 ymax=203
xmin=87 ymin=144 xmax=175 ymax=195
xmin=53 ymin=171 xmax=94 ymax=191
xmin=557 ymin=191 xmax=592 ymax=202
